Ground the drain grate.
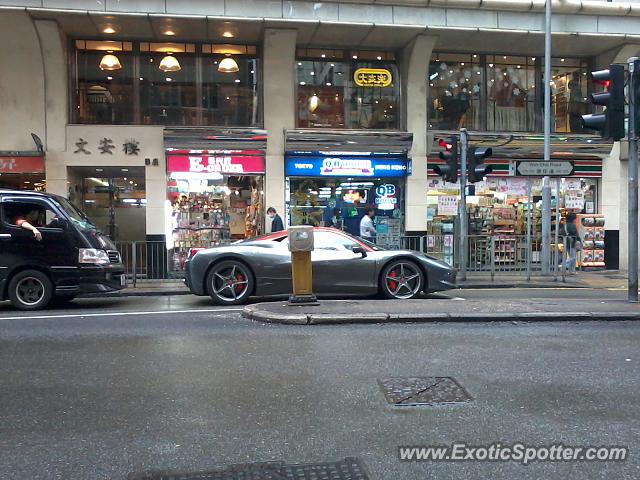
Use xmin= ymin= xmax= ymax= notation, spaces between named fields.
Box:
xmin=378 ymin=377 xmax=473 ymax=406
xmin=128 ymin=457 xmax=370 ymax=480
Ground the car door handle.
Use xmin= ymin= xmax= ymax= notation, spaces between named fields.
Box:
xmin=0 ymin=233 xmax=11 ymax=240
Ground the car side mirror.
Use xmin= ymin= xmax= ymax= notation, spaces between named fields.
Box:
xmin=351 ymin=245 xmax=367 ymax=258
xmin=49 ymin=217 xmax=69 ymax=229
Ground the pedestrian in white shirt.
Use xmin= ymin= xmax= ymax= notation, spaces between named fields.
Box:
xmin=359 ymin=208 xmax=376 ymax=241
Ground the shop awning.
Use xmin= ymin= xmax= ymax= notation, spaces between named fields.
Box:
xmin=285 ymin=129 xmax=413 ymax=155
xmin=0 ymin=154 xmax=45 ymax=174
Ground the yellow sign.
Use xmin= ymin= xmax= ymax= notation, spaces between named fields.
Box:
xmin=354 ymin=68 xmax=392 ymax=87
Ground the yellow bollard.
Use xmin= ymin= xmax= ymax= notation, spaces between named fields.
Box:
xmin=288 ymin=226 xmax=318 ymax=305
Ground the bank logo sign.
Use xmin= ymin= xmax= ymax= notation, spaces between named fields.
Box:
xmin=354 ymin=68 xmax=392 ymax=87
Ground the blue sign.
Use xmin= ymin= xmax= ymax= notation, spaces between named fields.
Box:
xmin=285 ymin=155 xmax=410 ymax=178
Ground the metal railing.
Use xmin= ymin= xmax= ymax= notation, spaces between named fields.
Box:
xmin=400 ymin=234 xmax=574 ymax=281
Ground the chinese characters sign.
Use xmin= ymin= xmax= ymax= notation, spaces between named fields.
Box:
xmin=515 ymin=161 xmax=574 ymax=177
xmin=437 ymin=195 xmax=459 ymax=216
xmin=0 ymin=156 xmax=45 ymax=174
xmin=73 ymin=137 xmax=141 ymax=156
xmin=353 ymin=68 xmax=392 ymax=87
xmin=167 ymin=153 xmax=265 ymax=175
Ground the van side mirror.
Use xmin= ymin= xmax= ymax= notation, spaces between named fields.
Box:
xmin=351 ymin=245 xmax=367 ymax=258
xmin=48 ymin=217 xmax=69 ymax=229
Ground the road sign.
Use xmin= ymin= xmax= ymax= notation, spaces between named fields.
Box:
xmin=515 ymin=161 xmax=574 ymax=177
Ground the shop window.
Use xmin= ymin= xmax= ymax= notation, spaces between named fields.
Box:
xmin=428 ymin=53 xmax=482 ymax=131
xmin=202 ymin=45 xmax=259 ymax=127
xmin=74 ymin=40 xmax=135 ymax=124
xmin=548 ymin=58 xmax=590 ymax=134
xmin=140 ymin=43 xmax=197 ymax=126
xmin=296 ymin=50 xmax=399 ymax=129
xmin=486 ymin=55 xmax=536 ymax=132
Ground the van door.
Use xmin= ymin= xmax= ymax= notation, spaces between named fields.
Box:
xmin=0 ymin=197 xmax=78 ymax=278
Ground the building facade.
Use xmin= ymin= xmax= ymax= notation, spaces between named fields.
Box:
xmin=1 ymin=0 xmax=639 ymax=270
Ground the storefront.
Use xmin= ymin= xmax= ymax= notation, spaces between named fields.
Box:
xmin=285 ymin=152 xmax=410 ymax=249
xmin=166 ymin=148 xmax=265 ymax=265
xmin=427 ymin=154 xmax=604 ymax=268
xmin=0 ymin=154 xmax=46 ymax=191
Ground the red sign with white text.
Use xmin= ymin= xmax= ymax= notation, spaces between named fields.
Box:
xmin=0 ymin=156 xmax=45 ymax=174
xmin=167 ymin=154 xmax=265 ymax=175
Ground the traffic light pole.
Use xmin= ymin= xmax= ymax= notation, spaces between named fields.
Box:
xmin=459 ymin=128 xmax=468 ymax=282
xmin=628 ymin=58 xmax=639 ymax=302
xmin=541 ymin=0 xmax=552 ymax=276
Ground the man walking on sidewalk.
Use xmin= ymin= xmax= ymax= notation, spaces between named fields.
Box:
xmin=360 ymin=208 xmax=376 ymax=242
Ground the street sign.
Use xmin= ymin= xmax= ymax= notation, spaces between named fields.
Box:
xmin=515 ymin=161 xmax=574 ymax=177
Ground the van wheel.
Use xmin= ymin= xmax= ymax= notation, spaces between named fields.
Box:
xmin=8 ymin=270 xmax=53 ymax=311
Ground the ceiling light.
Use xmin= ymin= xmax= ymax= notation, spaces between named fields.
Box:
xmin=121 ymin=168 xmax=128 ymax=172
xmin=310 ymin=71 xmax=315 ymax=75
xmin=298 ymin=62 xmax=302 ymax=66
xmin=166 ymin=77 xmax=172 ymax=82
xmin=159 ymin=54 xmax=181 ymax=72
xmin=561 ymin=58 xmax=565 ymax=62
xmin=140 ymin=77 xmax=144 ymax=81
xmin=377 ymin=56 xmax=382 ymax=60
xmin=473 ymin=54 xmax=478 ymax=58
xmin=218 ymin=56 xmax=239 ymax=73
xmin=461 ymin=62 xmax=465 ymax=66
xmin=321 ymin=54 xmax=326 ymax=58
xmin=234 ymin=79 xmax=241 ymax=83
xmin=107 ymin=76 xmax=113 ymax=80
xmin=103 ymin=26 xmax=116 ymax=34
xmin=532 ymin=57 xmax=536 ymax=61
xmin=299 ymin=81 xmax=306 ymax=85
xmin=222 ymin=31 xmax=234 ymax=38
xmin=250 ymin=70 xmax=254 ymax=74
xmin=164 ymin=29 xmax=176 ymax=36
xmin=99 ymin=53 xmax=122 ymax=71
xmin=96 ymin=168 xmax=103 ymax=172
xmin=352 ymin=55 xmax=358 ymax=59
xmin=326 ymin=82 xmax=332 ymax=86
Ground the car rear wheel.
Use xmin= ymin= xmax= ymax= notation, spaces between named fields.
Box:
xmin=206 ymin=260 xmax=254 ymax=305
xmin=380 ymin=260 xmax=424 ymax=300
xmin=8 ymin=270 xmax=53 ymax=311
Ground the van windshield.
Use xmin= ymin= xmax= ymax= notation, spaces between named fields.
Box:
xmin=54 ymin=197 xmax=98 ymax=232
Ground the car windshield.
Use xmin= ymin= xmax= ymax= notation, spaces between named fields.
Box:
xmin=352 ymin=234 xmax=385 ymax=251
xmin=54 ymin=196 xmax=98 ymax=231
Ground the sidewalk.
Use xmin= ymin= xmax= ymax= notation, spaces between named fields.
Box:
xmin=90 ymin=270 xmax=628 ymax=298
xmin=243 ymin=295 xmax=640 ymax=325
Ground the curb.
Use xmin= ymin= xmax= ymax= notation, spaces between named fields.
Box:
xmin=457 ymin=282 xmax=589 ymax=289
xmin=242 ymin=305 xmax=640 ymax=325
xmin=81 ymin=290 xmax=191 ymax=298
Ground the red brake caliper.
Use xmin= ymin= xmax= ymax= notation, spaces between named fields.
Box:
xmin=235 ymin=274 xmax=245 ymax=293
xmin=388 ymin=271 xmax=397 ymax=291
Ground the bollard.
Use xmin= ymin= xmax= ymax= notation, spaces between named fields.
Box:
xmin=288 ymin=226 xmax=318 ymax=305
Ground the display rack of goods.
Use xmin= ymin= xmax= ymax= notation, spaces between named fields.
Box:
xmin=577 ymin=214 xmax=605 ymax=270
xmin=493 ymin=207 xmax=516 ymax=234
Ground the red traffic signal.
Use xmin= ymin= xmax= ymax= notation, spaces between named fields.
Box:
xmin=434 ymin=136 xmax=458 ymax=183
xmin=581 ymin=65 xmax=625 ymax=141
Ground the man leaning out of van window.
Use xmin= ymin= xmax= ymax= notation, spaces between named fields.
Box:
xmin=14 ymin=208 xmax=43 ymax=241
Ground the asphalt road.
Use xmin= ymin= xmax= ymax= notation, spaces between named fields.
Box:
xmin=0 ymin=289 xmax=639 ymax=479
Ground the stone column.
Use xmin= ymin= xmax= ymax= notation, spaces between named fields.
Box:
xmin=263 ymin=28 xmax=297 ymax=231
xmin=399 ymin=35 xmax=438 ymax=233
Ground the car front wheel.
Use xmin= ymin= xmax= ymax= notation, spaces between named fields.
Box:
xmin=8 ymin=270 xmax=53 ymax=311
xmin=206 ymin=260 xmax=254 ymax=305
xmin=380 ymin=260 xmax=424 ymax=300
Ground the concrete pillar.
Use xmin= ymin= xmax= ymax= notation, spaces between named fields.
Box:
xmin=609 ymin=44 xmax=640 ymax=270
xmin=399 ymin=35 xmax=438 ymax=233
xmin=0 ymin=10 xmax=45 ymax=151
xmin=263 ymin=28 xmax=297 ymax=230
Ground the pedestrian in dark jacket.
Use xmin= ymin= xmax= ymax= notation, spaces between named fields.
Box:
xmin=267 ymin=207 xmax=284 ymax=232
xmin=564 ymin=212 xmax=581 ymax=274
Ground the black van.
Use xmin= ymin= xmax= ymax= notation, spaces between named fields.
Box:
xmin=0 ymin=190 xmax=125 ymax=310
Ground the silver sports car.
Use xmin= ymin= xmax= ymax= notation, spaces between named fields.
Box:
xmin=184 ymin=227 xmax=457 ymax=305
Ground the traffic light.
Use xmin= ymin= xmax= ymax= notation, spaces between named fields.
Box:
xmin=581 ymin=64 xmax=625 ymax=141
xmin=434 ymin=136 xmax=458 ymax=183
xmin=467 ymin=146 xmax=493 ymax=183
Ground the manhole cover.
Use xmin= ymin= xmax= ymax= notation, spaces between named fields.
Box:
xmin=378 ymin=377 xmax=473 ymax=406
xmin=128 ymin=457 xmax=370 ymax=480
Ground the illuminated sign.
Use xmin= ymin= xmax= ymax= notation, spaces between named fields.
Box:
xmin=285 ymin=155 xmax=409 ymax=177
xmin=167 ymin=153 xmax=265 ymax=174
xmin=353 ymin=68 xmax=392 ymax=87
xmin=375 ymin=184 xmax=398 ymax=211
xmin=0 ymin=156 xmax=45 ymax=174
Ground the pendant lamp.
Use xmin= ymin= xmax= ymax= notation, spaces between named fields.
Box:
xmin=218 ymin=56 xmax=239 ymax=73
xmin=159 ymin=54 xmax=181 ymax=72
xmin=99 ymin=53 xmax=122 ymax=71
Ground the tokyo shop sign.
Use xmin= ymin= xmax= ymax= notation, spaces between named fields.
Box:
xmin=167 ymin=155 xmax=265 ymax=175
xmin=354 ymin=68 xmax=392 ymax=87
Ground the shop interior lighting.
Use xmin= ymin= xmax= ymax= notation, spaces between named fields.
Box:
xmin=164 ymin=29 xmax=176 ymax=36
xmin=103 ymin=26 xmax=116 ymax=34
xmin=159 ymin=53 xmax=181 ymax=72
xmin=218 ymin=56 xmax=239 ymax=73
xmin=222 ymin=31 xmax=234 ymax=38
xmin=99 ymin=52 xmax=122 ymax=71
xmin=308 ymin=94 xmax=320 ymax=113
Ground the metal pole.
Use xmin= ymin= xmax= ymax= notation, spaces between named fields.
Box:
xmin=491 ymin=236 xmax=496 ymax=282
xmin=628 ymin=58 xmax=639 ymax=302
xmin=541 ymin=0 xmax=552 ymax=276
xmin=526 ymin=179 xmax=533 ymax=281
xmin=132 ymin=241 xmax=137 ymax=288
xmin=459 ymin=129 xmax=468 ymax=281
xmin=554 ymin=177 xmax=561 ymax=280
